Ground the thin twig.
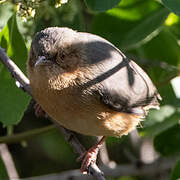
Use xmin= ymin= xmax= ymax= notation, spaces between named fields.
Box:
xmin=0 ymin=125 xmax=56 ymax=144
xmin=0 ymin=144 xmax=19 ymax=180
xmin=0 ymin=47 xmax=31 ymax=94
xmin=0 ymin=47 xmax=106 ymax=180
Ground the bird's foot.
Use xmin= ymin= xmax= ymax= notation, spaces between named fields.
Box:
xmin=77 ymin=146 xmax=99 ymax=174
xmin=77 ymin=136 xmax=106 ymax=174
xmin=34 ymin=103 xmax=47 ymax=118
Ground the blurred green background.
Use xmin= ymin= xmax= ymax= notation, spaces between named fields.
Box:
xmin=0 ymin=0 xmax=180 ymax=179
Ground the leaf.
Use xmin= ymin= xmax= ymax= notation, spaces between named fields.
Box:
xmin=171 ymin=160 xmax=180 ymax=180
xmin=0 ymin=157 xmax=8 ymax=180
xmin=138 ymin=29 xmax=180 ymax=90
xmin=84 ymin=0 xmax=120 ymax=12
xmin=140 ymin=109 xmax=180 ymax=137
xmin=162 ymin=0 xmax=180 ymax=16
xmin=154 ymin=124 xmax=180 ymax=156
xmin=91 ymin=1 xmax=168 ymax=49
xmin=142 ymin=29 xmax=180 ymax=66
xmin=0 ymin=2 xmax=13 ymax=28
xmin=171 ymin=161 xmax=180 ymax=180
xmin=0 ymin=14 xmax=30 ymax=126
xmin=120 ymin=7 xmax=170 ymax=49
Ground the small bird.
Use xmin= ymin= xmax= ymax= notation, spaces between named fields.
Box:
xmin=27 ymin=27 xmax=161 ymax=173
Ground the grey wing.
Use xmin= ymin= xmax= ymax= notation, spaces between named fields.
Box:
xmin=79 ymin=32 xmax=161 ymax=115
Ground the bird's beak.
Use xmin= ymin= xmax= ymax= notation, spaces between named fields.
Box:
xmin=34 ymin=56 xmax=52 ymax=67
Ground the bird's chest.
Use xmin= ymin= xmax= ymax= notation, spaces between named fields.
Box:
xmin=30 ymin=73 xmax=102 ymax=130
xmin=29 ymin=70 xmax=143 ymax=137
xmin=31 ymin=78 xmax=85 ymax=116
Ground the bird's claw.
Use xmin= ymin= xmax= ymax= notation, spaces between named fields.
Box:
xmin=77 ymin=147 xmax=99 ymax=174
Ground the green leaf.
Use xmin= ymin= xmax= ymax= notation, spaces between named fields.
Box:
xmin=142 ymin=29 xmax=180 ymax=66
xmin=120 ymin=7 xmax=169 ymax=49
xmin=140 ymin=109 xmax=180 ymax=137
xmin=0 ymin=14 xmax=30 ymax=126
xmin=0 ymin=2 xmax=13 ymax=28
xmin=154 ymin=124 xmax=180 ymax=156
xmin=84 ymin=0 xmax=120 ymax=12
xmin=138 ymin=29 xmax=180 ymax=91
xmin=171 ymin=160 xmax=180 ymax=180
xmin=0 ymin=157 xmax=8 ymax=180
xmin=91 ymin=1 xmax=168 ymax=49
xmin=162 ymin=0 xmax=180 ymax=16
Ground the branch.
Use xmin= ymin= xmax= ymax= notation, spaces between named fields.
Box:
xmin=102 ymin=158 xmax=174 ymax=177
xmin=98 ymin=136 xmax=116 ymax=168
xmin=0 ymin=48 xmax=31 ymax=94
xmin=0 ymin=125 xmax=56 ymax=144
xmin=0 ymin=47 xmax=106 ymax=180
xmin=0 ymin=144 xmax=19 ymax=180
xmin=21 ymin=158 xmax=174 ymax=180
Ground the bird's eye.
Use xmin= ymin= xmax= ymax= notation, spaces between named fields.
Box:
xmin=61 ymin=53 xmax=65 ymax=60
xmin=53 ymin=52 xmax=65 ymax=65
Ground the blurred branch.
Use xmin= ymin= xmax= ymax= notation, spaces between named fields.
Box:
xmin=135 ymin=48 xmax=180 ymax=73
xmin=0 ymin=125 xmax=56 ymax=144
xmin=129 ymin=130 xmax=159 ymax=165
xmin=140 ymin=58 xmax=180 ymax=74
xmin=0 ymin=144 xmax=19 ymax=180
xmin=81 ymin=0 xmax=93 ymax=31
xmin=98 ymin=136 xmax=116 ymax=169
xmin=129 ymin=129 xmax=141 ymax=154
xmin=98 ymin=137 xmax=110 ymax=165
xmin=0 ymin=47 xmax=106 ymax=180
xmin=21 ymin=158 xmax=174 ymax=180
xmin=155 ymin=73 xmax=177 ymax=87
xmin=102 ymin=158 xmax=174 ymax=177
xmin=140 ymin=138 xmax=159 ymax=164
xmin=132 ymin=55 xmax=180 ymax=86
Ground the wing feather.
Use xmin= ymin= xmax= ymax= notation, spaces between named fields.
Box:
xmin=79 ymin=32 xmax=161 ymax=115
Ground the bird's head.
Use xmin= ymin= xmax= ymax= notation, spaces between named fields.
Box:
xmin=27 ymin=27 xmax=85 ymax=78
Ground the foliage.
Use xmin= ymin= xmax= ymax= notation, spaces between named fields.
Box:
xmin=0 ymin=13 xmax=30 ymax=126
xmin=0 ymin=157 xmax=8 ymax=180
xmin=162 ymin=0 xmax=180 ymax=16
xmin=0 ymin=0 xmax=180 ymax=179
xmin=171 ymin=160 xmax=180 ymax=180
xmin=85 ymin=0 xmax=120 ymax=12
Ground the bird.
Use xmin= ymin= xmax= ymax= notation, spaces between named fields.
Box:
xmin=27 ymin=27 xmax=161 ymax=173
